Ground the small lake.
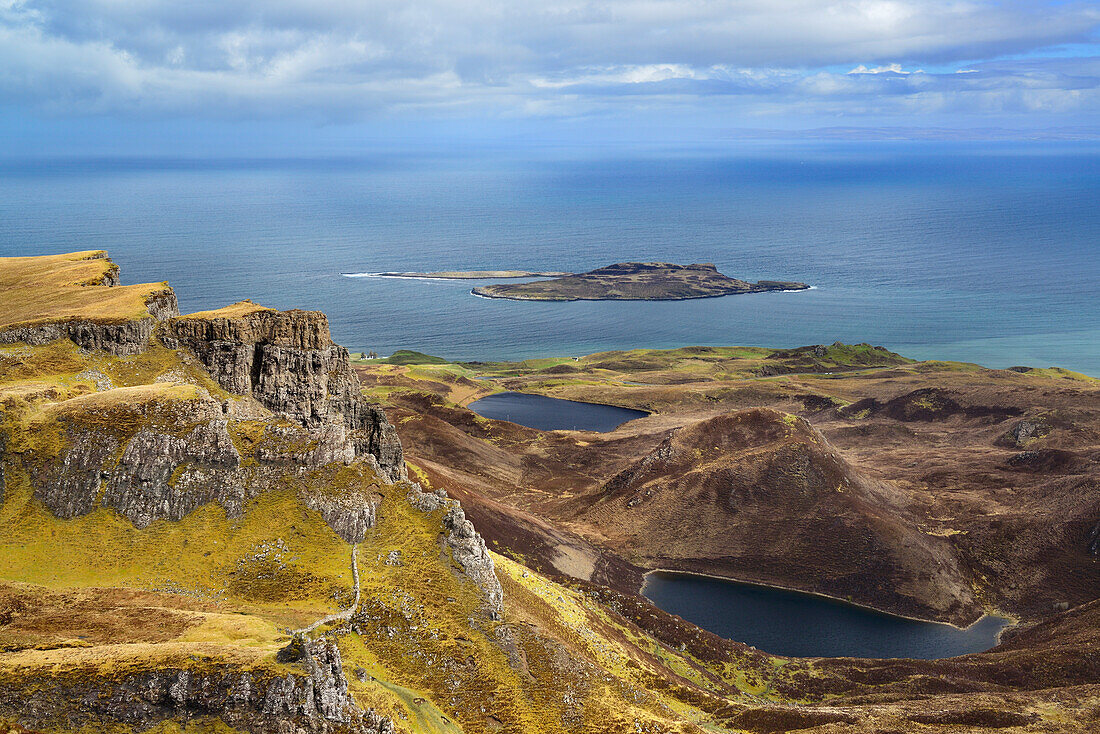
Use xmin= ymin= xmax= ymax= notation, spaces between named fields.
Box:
xmin=468 ymin=391 xmax=648 ymax=432
xmin=643 ymin=572 xmax=1010 ymax=660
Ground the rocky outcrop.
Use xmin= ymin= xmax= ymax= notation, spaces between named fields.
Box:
xmin=34 ymin=393 xmax=380 ymax=541
xmin=0 ymin=288 xmax=179 ymax=356
xmin=1004 ymin=448 xmax=1086 ymax=474
xmin=601 ymin=434 xmax=674 ymax=500
xmin=34 ymin=430 xmax=120 ymax=518
xmin=302 ymin=488 xmax=377 ymax=544
xmin=443 ymin=505 xmax=504 ymax=617
xmin=408 ymin=484 xmax=503 ymax=616
xmin=102 ymin=420 xmax=244 ymax=528
xmin=996 ymin=418 xmax=1052 ymax=447
xmin=0 ymin=640 xmax=394 ymax=734
xmin=161 ymin=308 xmax=404 ymax=482
xmin=840 ymin=387 xmax=1023 ymax=423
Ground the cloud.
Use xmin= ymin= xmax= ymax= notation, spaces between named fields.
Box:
xmin=0 ymin=0 xmax=1098 ymax=123
xmin=848 ymin=64 xmax=924 ymax=75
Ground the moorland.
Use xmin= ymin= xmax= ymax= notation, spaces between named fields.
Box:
xmin=0 ymin=251 xmax=1097 ymax=733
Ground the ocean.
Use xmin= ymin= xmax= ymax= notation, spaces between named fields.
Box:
xmin=2 ymin=142 xmax=1098 ymax=375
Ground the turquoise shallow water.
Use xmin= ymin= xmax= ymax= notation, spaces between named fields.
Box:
xmin=2 ymin=143 xmax=1098 ymax=374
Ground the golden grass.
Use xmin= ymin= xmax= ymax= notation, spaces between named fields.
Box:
xmin=42 ymin=383 xmax=203 ymax=415
xmin=0 ymin=468 xmax=355 ymax=630
xmin=0 ymin=251 xmax=171 ymax=330
xmin=176 ymin=300 xmax=274 ymax=320
xmin=0 ymin=440 xmax=730 ymax=732
xmin=1 ymin=718 xmax=245 ymax=734
xmin=0 ymin=639 xmax=275 ymax=674
xmin=0 ymin=336 xmax=755 ymax=733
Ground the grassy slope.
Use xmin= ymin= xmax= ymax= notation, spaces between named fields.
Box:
xmin=175 ymin=300 xmax=274 ymax=320
xmin=0 ymin=251 xmax=170 ymax=329
xmin=464 ymin=343 xmax=909 ymax=381
xmin=5 ymin=252 xmax=1094 ymax=732
xmin=0 ymin=322 xmax=773 ymax=733
xmin=354 ymin=342 xmax=1100 ymax=620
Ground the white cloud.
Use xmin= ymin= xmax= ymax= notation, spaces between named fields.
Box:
xmin=0 ymin=0 xmax=1097 ymax=121
xmin=848 ymin=63 xmax=924 ymax=75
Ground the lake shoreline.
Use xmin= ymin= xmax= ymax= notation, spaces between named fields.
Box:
xmin=468 ymin=390 xmax=650 ymax=432
xmin=641 ymin=568 xmax=1015 ymax=637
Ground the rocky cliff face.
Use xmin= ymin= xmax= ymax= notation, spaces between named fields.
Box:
xmin=17 ymin=295 xmax=404 ymax=543
xmin=0 ymin=287 xmax=179 ymax=356
xmin=33 ymin=390 xmax=385 ymax=542
xmin=1 ymin=639 xmax=394 ymax=734
xmin=408 ymin=484 xmax=504 ymax=616
xmin=161 ymin=307 xmax=404 ymax=482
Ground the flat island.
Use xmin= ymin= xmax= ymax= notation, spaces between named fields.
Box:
xmin=372 ymin=270 xmax=572 ymax=279
xmin=470 ymin=262 xmax=809 ymax=301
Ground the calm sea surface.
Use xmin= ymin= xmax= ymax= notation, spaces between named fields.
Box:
xmin=643 ymin=572 xmax=1009 ymax=659
xmin=2 ymin=143 xmax=1098 ymax=374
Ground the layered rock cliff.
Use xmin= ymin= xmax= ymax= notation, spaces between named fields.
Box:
xmin=0 ymin=254 xmax=509 ymax=732
xmin=0 ymin=250 xmax=180 ymax=355
xmin=4 ymin=252 xmax=1100 ymax=734
xmin=161 ymin=304 xmax=404 ymax=482
xmin=0 ymin=287 xmax=179 ymax=356
xmin=407 ymin=484 xmax=504 ymax=617
xmin=0 ymin=638 xmax=394 ymax=734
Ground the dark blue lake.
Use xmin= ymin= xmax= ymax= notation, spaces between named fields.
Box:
xmin=643 ymin=572 xmax=1010 ymax=660
xmin=468 ymin=392 xmax=647 ymax=432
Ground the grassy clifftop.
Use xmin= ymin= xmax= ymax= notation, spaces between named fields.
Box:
xmin=174 ymin=299 xmax=275 ymax=321
xmin=0 ymin=251 xmax=173 ymax=330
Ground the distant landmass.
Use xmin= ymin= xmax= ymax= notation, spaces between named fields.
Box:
xmin=470 ymin=262 xmax=810 ymax=301
xmin=369 ymin=269 xmax=572 ymax=279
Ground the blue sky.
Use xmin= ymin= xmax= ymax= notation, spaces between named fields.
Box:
xmin=2 ymin=0 xmax=1099 ymax=154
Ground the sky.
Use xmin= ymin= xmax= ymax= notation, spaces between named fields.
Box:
xmin=2 ymin=0 xmax=1099 ymax=155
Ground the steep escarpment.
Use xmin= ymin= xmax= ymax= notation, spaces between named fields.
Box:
xmin=6 ymin=289 xmax=404 ymax=541
xmin=162 ymin=302 xmax=404 ymax=482
xmin=26 ymin=384 xmax=385 ymax=540
xmin=4 ymin=253 xmax=1099 ymax=733
xmin=9 ymin=252 xmax=812 ymax=734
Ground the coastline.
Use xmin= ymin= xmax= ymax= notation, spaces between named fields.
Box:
xmin=344 ymin=270 xmax=572 ymax=280
xmin=468 ymin=284 xmax=814 ymax=302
